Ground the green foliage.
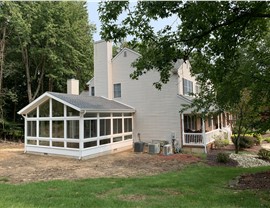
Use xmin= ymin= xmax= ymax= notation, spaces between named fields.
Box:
xmin=257 ymin=148 xmax=270 ymax=160
xmin=0 ymin=2 xmax=95 ymax=138
xmin=214 ymin=138 xmax=230 ymax=149
xmin=253 ymin=133 xmax=263 ymax=145
xmin=216 ymin=152 xmax=230 ymax=163
xmin=0 ymin=165 xmax=269 ymax=207
xmin=232 ymin=136 xmax=257 ymax=149
xmin=99 ymin=1 xmax=270 ymax=135
xmin=263 ymin=137 xmax=270 ymax=143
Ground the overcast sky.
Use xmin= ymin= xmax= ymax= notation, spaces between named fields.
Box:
xmin=87 ymin=2 xmax=101 ymax=41
xmin=87 ymin=2 xmax=180 ymax=42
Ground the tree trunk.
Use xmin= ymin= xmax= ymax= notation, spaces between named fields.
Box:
xmin=21 ymin=45 xmax=33 ymax=103
xmin=234 ymin=105 xmax=244 ymax=154
xmin=0 ymin=24 xmax=6 ymax=95
xmin=21 ymin=43 xmax=45 ymax=103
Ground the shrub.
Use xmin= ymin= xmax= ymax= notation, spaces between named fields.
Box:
xmin=264 ymin=137 xmax=270 ymax=143
xmin=253 ymin=133 xmax=263 ymax=145
xmin=232 ymin=136 xmax=256 ymax=148
xmin=216 ymin=152 xmax=230 ymax=163
xmin=257 ymin=148 xmax=270 ymax=160
xmin=214 ymin=138 xmax=230 ymax=149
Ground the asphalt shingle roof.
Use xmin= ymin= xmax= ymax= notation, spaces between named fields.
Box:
xmin=48 ymin=92 xmax=134 ymax=112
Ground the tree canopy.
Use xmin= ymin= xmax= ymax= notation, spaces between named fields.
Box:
xmin=99 ymin=1 xmax=270 ymax=133
xmin=0 ymin=1 xmax=95 ymax=138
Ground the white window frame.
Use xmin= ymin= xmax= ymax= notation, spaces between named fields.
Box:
xmin=183 ymin=78 xmax=193 ymax=95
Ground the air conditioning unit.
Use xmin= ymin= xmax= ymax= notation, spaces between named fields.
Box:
xmin=163 ymin=144 xmax=172 ymax=156
xmin=134 ymin=142 xmax=144 ymax=153
xmin=148 ymin=143 xmax=160 ymax=154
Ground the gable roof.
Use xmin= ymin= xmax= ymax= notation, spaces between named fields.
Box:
xmin=112 ymin=47 xmax=141 ymax=62
xmin=18 ymin=92 xmax=135 ymax=115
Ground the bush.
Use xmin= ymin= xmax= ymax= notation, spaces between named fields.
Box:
xmin=257 ymin=148 xmax=270 ymax=160
xmin=253 ymin=133 xmax=263 ymax=145
xmin=216 ymin=152 xmax=230 ymax=163
xmin=264 ymin=137 xmax=270 ymax=143
xmin=232 ymin=136 xmax=256 ymax=149
xmin=213 ymin=138 xmax=230 ymax=149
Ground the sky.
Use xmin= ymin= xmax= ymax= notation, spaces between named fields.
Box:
xmin=87 ymin=2 xmax=101 ymax=41
xmin=86 ymin=2 xmax=180 ymax=42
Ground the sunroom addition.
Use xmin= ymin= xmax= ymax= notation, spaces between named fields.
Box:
xmin=18 ymin=92 xmax=135 ymax=159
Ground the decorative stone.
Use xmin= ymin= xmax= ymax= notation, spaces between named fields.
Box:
xmin=229 ymin=153 xmax=270 ymax=168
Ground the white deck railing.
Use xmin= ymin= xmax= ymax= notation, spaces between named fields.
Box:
xmin=205 ymin=129 xmax=221 ymax=144
xmin=183 ymin=128 xmax=224 ymax=146
xmin=183 ymin=133 xmax=204 ymax=146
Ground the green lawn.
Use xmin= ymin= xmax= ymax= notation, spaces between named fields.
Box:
xmin=0 ymin=164 xmax=269 ymax=208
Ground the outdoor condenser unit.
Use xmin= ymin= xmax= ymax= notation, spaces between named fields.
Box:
xmin=134 ymin=142 xmax=144 ymax=152
xmin=148 ymin=143 xmax=160 ymax=154
xmin=163 ymin=144 xmax=172 ymax=156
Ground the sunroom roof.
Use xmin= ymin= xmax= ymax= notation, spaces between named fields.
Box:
xmin=49 ymin=92 xmax=135 ymax=112
xmin=18 ymin=92 xmax=135 ymax=115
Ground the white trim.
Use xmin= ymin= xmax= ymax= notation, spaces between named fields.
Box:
xmin=86 ymin=77 xmax=94 ymax=85
xmin=112 ymin=48 xmax=141 ymax=62
xmin=18 ymin=92 xmax=81 ymax=115
xmin=18 ymin=92 xmax=50 ymax=115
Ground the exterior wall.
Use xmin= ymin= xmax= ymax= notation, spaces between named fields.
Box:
xmin=94 ymin=40 xmax=113 ymax=99
xmin=111 ymin=49 xmax=184 ymax=146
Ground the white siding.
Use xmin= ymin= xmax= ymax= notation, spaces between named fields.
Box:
xmin=111 ymin=49 xmax=184 ymax=145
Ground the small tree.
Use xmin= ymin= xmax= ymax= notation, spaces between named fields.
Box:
xmin=230 ymin=89 xmax=261 ymax=153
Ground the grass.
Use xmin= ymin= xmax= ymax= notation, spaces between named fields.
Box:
xmin=0 ymin=164 xmax=269 ymax=208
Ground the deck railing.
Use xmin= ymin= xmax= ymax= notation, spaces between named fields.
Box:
xmin=183 ymin=128 xmax=223 ymax=146
xmin=183 ymin=133 xmax=204 ymax=146
xmin=205 ymin=129 xmax=221 ymax=144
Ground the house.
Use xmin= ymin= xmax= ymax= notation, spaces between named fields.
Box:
xmin=18 ymin=40 xmax=231 ymax=159
xmin=89 ymin=41 xmax=231 ymax=153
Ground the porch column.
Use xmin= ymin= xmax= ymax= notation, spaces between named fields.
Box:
xmin=202 ymin=117 xmax=207 ymax=153
xmin=211 ymin=116 xmax=214 ymax=131
xmin=220 ymin=113 xmax=223 ymax=128
xmin=217 ymin=115 xmax=220 ymax=129
xmin=181 ymin=113 xmax=185 ymax=145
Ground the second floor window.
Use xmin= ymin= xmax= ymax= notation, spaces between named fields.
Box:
xmin=114 ymin=83 xmax=121 ymax=98
xmin=91 ymin=86 xmax=95 ymax=96
xmin=183 ymin=78 xmax=193 ymax=95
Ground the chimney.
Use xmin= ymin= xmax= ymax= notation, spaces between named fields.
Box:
xmin=67 ymin=79 xmax=79 ymax=95
xmin=94 ymin=40 xmax=113 ymax=99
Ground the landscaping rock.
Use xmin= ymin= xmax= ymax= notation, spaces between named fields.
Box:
xmin=229 ymin=153 xmax=270 ymax=168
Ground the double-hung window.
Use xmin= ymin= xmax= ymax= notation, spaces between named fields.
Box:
xmin=114 ymin=83 xmax=121 ymax=98
xmin=91 ymin=86 xmax=95 ymax=96
xmin=183 ymin=78 xmax=193 ymax=95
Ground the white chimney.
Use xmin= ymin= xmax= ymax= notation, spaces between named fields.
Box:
xmin=67 ymin=79 xmax=79 ymax=95
xmin=94 ymin=40 xmax=113 ymax=99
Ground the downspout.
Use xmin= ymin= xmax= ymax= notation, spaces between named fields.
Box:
xmin=79 ymin=110 xmax=87 ymax=159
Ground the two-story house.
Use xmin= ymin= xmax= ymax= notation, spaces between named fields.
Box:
xmin=18 ymin=40 xmax=231 ymax=159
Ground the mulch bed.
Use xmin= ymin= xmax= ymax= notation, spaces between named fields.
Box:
xmin=206 ymin=144 xmax=238 ymax=167
xmin=207 ymin=143 xmax=270 ymax=190
xmin=236 ymin=171 xmax=270 ymax=190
